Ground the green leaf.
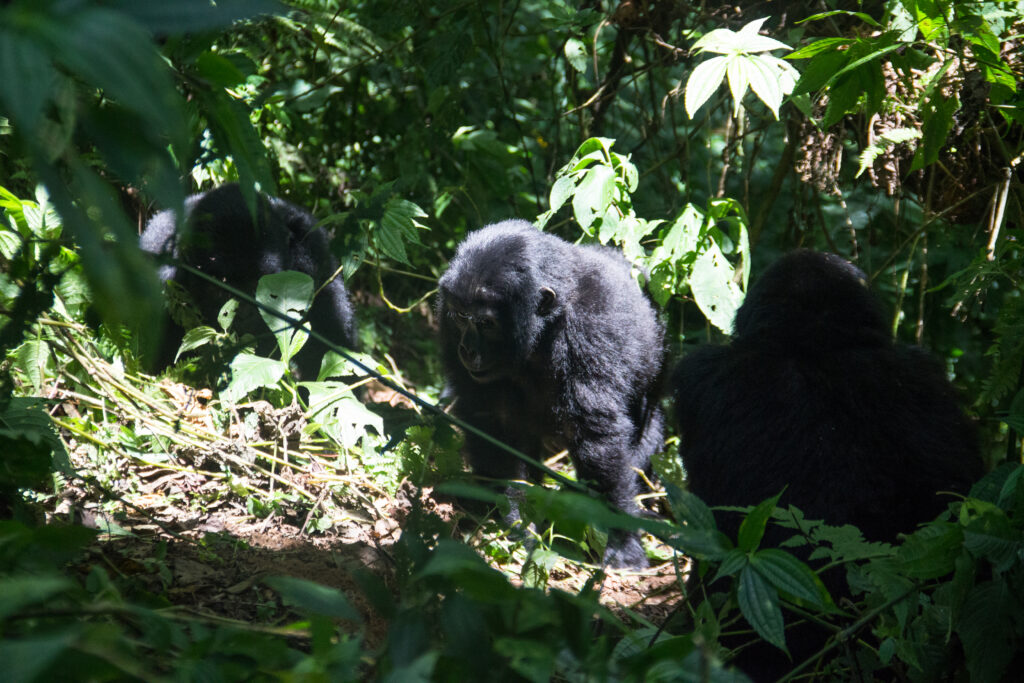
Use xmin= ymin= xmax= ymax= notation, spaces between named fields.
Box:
xmin=745 ymin=55 xmax=787 ymax=118
xmin=264 ymin=575 xmax=361 ymax=621
xmin=549 ymin=175 xmax=576 ymax=213
xmin=0 ymin=30 xmax=57 ymax=135
xmin=303 ymin=381 xmax=383 ymax=449
xmin=175 ymin=326 xmax=219 ymax=361
xmin=685 ymin=55 xmax=729 ymax=119
xmin=222 ymin=353 xmax=287 ymax=403
xmin=693 ymin=17 xmax=790 ymax=55
xmin=663 ymin=525 xmax=733 ymax=561
xmin=0 ymin=398 xmax=73 ymax=477
xmin=786 ymin=37 xmax=853 ymax=60
xmin=962 ymin=507 xmax=1020 ymax=572
xmin=14 ymin=340 xmax=49 ymax=395
xmin=0 ymin=575 xmax=73 ymax=621
xmin=738 ymin=492 xmax=782 ymax=551
xmin=896 ymin=523 xmax=963 ymax=579
xmin=725 ymin=54 xmax=752 ymax=117
xmin=909 ymin=93 xmax=958 ymax=172
xmin=0 ymin=629 xmax=78 ymax=683
xmin=690 ymin=243 xmax=746 ymax=334
xmin=797 ymin=10 xmax=880 ymax=28
xmin=382 ymin=197 xmax=428 ymax=245
xmin=751 ymin=549 xmax=831 ymax=608
xmin=256 ymin=271 xmax=313 ymax=362
xmin=217 ymin=298 xmax=239 ymax=332
xmin=738 ymin=564 xmax=787 ymax=652
xmin=663 ymin=482 xmax=717 ymax=531
xmin=564 ymin=37 xmax=587 ymax=73
xmin=790 ymin=48 xmax=850 ymax=96
xmin=572 ymin=164 xmax=615 ymax=232
xmin=856 ymin=127 xmax=921 ymax=178
xmin=376 ymin=197 xmax=427 ymax=266
xmin=195 ymin=50 xmax=246 ymax=88
xmin=713 ymin=547 xmax=749 ymax=580
xmin=957 ymin=581 xmax=1015 ymax=683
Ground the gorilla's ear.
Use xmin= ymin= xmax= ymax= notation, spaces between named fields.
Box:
xmin=537 ymin=286 xmax=556 ymax=316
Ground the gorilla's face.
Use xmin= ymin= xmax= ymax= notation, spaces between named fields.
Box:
xmin=443 ymin=293 xmax=508 ymax=383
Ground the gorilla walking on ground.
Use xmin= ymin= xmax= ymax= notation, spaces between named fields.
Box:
xmin=437 ymin=220 xmax=665 ymax=568
xmin=673 ymin=249 xmax=983 ymax=679
xmin=139 ymin=183 xmax=358 ymax=380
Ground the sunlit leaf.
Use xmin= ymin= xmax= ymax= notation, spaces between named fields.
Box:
xmin=685 ymin=55 xmax=729 ymax=119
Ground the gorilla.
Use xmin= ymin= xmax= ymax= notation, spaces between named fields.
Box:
xmin=673 ymin=249 xmax=983 ymax=678
xmin=437 ymin=220 xmax=665 ymax=568
xmin=139 ymin=183 xmax=358 ymax=380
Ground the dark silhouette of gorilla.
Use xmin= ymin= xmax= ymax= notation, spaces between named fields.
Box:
xmin=673 ymin=249 xmax=983 ymax=679
xmin=437 ymin=220 xmax=665 ymax=568
xmin=139 ymin=183 xmax=357 ymax=380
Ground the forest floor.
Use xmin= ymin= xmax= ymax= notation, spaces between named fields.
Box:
xmin=50 ymin=372 xmax=687 ymax=650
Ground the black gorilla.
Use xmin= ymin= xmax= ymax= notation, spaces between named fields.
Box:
xmin=673 ymin=249 xmax=983 ymax=678
xmin=437 ymin=220 xmax=665 ymax=568
xmin=139 ymin=183 xmax=357 ymax=380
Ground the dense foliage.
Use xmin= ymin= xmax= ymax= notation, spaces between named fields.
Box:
xmin=2 ymin=0 xmax=1024 ymax=680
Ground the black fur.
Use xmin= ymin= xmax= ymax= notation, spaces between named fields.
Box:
xmin=437 ymin=220 xmax=665 ymax=568
xmin=139 ymin=183 xmax=357 ymax=379
xmin=673 ymin=249 xmax=983 ymax=678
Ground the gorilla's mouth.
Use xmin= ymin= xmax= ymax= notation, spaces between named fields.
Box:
xmin=466 ymin=366 xmax=504 ymax=383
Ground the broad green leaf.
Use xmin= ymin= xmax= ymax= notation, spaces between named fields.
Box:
xmin=0 ymin=629 xmax=78 ymax=683
xmin=217 ymin=297 xmax=239 ymax=332
xmin=693 ymin=18 xmax=790 ymax=55
xmin=195 ymin=50 xmax=246 ymax=88
xmin=549 ymin=175 xmax=576 ymax=213
xmin=256 ymin=271 xmax=313 ymax=362
xmin=264 ymin=576 xmax=361 ymax=621
xmin=0 ymin=398 xmax=73 ymax=477
xmin=564 ymin=37 xmax=587 ymax=73
xmin=738 ymin=492 xmax=782 ymax=551
xmin=738 ymin=564 xmax=787 ymax=652
xmin=663 ymin=525 xmax=733 ymax=561
xmin=713 ymin=547 xmax=749 ymax=580
xmin=222 ymin=353 xmax=287 ymax=403
xmin=572 ymin=164 xmax=615 ymax=232
xmin=896 ymin=523 xmax=963 ymax=579
xmin=726 ymin=55 xmax=753 ymax=117
xmin=791 ymin=48 xmax=850 ymax=96
xmin=690 ymin=243 xmax=745 ymax=334
xmin=734 ymin=17 xmax=791 ymax=52
xmin=962 ymin=507 xmax=1020 ymax=572
xmin=685 ymin=55 xmax=729 ymax=119
xmin=0 ymin=575 xmax=73 ymax=621
xmin=786 ymin=37 xmax=853 ymax=60
xmin=303 ymin=381 xmax=383 ymax=449
xmin=0 ymin=31 xmax=56 ymax=135
xmin=663 ymin=481 xmax=717 ymax=531
xmin=175 ymin=326 xmax=219 ymax=361
xmin=745 ymin=55 xmax=787 ymax=118
xmin=318 ymin=350 xmax=377 ymax=380
xmin=957 ymin=581 xmax=1015 ymax=683
xmin=909 ymin=93 xmax=958 ymax=172
xmin=751 ymin=549 xmax=831 ymax=608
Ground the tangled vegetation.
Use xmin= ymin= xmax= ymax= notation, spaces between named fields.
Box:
xmin=2 ymin=1 xmax=1023 ymax=680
